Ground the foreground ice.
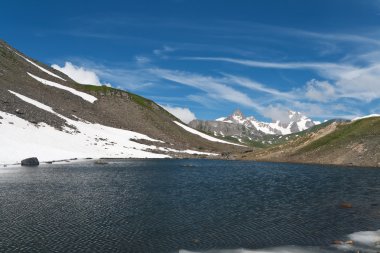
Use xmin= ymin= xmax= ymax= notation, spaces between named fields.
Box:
xmin=180 ymin=229 xmax=380 ymax=253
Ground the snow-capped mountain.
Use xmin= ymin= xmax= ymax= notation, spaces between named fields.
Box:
xmin=222 ymin=109 xmax=319 ymax=135
xmin=189 ymin=109 xmax=320 ymax=142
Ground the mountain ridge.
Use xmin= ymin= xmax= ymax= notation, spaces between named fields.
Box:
xmin=0 ymin=39 xmax=247 ymax=165
xmin=189 ymin=109 xmax=320 ymax=145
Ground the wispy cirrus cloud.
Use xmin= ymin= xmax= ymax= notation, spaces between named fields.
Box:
xmin=223 ymin=74 xmax=295 ymax=100
xmin=185 ymin=55 xmax=380 ymax=103
xmin=184 ymin=56 xmax=353 ymax=71
xmin=49 ymin=13 xmax=380 ymax=121
xmin=149 ymin=68 xmax=263 ymax=110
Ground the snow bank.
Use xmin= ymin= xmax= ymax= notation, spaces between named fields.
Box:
xmin=156 ymin=147 xmax=218 ymax=156
xmin=9 ymin=90 xmax=55 ymax=114
xmin=179 ymin=229 xmax=380 ymax=253
xmin=348 ymin=229 xmax=380 ymax=246
xmin=1 ymin=92 xmax=168 ymax=164
xmin=1 ymin=92 xmax=222 ymax=165
xmin=0 ymin=110 xmax=169 ymax=165
xmin=13 ymin=50 xmax=66 ymax=81
xmin=174 ymin=121 xmax=246 ymax=147
xmin=27 ymin=73 xmax=97 ymax=103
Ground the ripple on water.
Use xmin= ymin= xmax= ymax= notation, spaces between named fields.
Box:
xmin=0 ymin=160 xmax=379 ymax=253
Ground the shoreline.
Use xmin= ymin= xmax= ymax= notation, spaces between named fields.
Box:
xmin=1 ymin=154 xmax=379 ymax=169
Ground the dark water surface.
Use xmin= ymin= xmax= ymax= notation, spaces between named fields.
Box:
xmin=0 ymin=160 xmax=379 ymax=253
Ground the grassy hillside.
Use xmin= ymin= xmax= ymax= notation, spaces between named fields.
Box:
xmin=299 ymin=117 xmax=380 ymax=154
xmin=240 ymin=117 xmax=380 ymax=167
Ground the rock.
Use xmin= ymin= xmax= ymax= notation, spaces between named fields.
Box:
xmin=15 ymin=109 xmax=24 ymax=114
xmin=345 ymin=240 xmax=354 ymax=245
xmin=21 ymin=157 xmax=39 ymax=166
xmin=340 ymin=202 xmax=353 ymax=209
xmin=332 ymin=240 xmax=344 ymax=245
xmin=191 ymin=239 xmax=200 ymax=244
xmin=95 ymin=160 xmax=108 ymax=165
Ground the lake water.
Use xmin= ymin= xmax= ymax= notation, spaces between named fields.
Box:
xmin=0 ymin=159 xmax=379 ymax=253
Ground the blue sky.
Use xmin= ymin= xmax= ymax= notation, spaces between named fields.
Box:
xmin=2 ymin=0 xmax=380 ymax=123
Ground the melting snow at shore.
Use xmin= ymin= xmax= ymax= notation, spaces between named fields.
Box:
xmin=179 ymin=229 xmax=380 ymax=253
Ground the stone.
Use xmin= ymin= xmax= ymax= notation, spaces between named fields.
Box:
xmin=95 ymin=160 xmax=108 ymax=165
xmin=21 ymin=157 xmax=39 ymax=166
xmin=340 ymin=202 xmax=353 ymax=209
xmin=15 ymin=109 xmax=24 ymax=114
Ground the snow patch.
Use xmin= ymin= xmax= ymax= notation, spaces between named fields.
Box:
xmin=174 ymin=121 xmax=246 ymax=147
xmin=0 ymin=111 xmax=169 ymax=165
xmin=13 ymin=51 xmax=66 ymax=81
xmin=347 ymin=229 xmax=380 ymax=246
xmin=156 ymin=147 xmax=218 ymax=156
xmin=180 ymin=229 xmax=380 ymax=253
xmin=1 ymin=92 xmax=222 ymax=165
xmin=9 ymin=90 xmax=55 ymax=114
xmin=28 ymin=72 xmax=97 ymax=103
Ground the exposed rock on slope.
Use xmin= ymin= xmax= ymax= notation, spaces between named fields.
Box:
xmin=189 ymin=109 xmax=319 ymax=144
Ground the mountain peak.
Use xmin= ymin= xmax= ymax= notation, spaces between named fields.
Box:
xmin=231 ymin=109 xmax=244 ymax=118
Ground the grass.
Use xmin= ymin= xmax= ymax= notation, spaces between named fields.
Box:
xmin=77 ymin=83 xmax=178 ymax=120
xmin=298 ymin=117 xmax=380 ymax=153
xmin=78 ymin=84 xmax=155 ymax=109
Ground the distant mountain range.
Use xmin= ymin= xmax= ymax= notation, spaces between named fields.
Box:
xmin=189 ymin=109 xmax=320 ymax=144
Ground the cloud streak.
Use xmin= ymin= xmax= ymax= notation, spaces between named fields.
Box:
xmin=150 ymin=68 xmax=264 ymax=110
xmin=184 ymin=56 xmax=353 ymax=71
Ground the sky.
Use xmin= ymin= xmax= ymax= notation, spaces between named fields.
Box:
xmin=1 ymin=0 xmax=380 ymax=123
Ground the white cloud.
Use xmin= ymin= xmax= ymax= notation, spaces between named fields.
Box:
xmin=135 ymin=56 xmax=151 ymax=65
xmin=153 ymin=46 xmax=175 ymax=56
xmin=184 ymin=56 xmax=350 ymax=71
xmin=150 ymin=68 xmax=262 ymax=110
xmin=225 ymin=74 xmax=295 ymax=99
xmin=161 ymin=105 xmax=196 ymax=123
xmin=62 ymin=60 xmax=157 ymax=91
xmin=305 ymin=79 xmax=335 ymax=102
xmin=188 ymin=56 xmax=380 ymax=103
xmin=264 ymin=105 xmax=292 ymax=123
xmin=52 ymin=62 xmax=111 ymax=86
